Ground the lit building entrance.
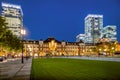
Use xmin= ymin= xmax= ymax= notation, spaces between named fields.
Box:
xmin=48 ymin=40 xmax=57 ymax=56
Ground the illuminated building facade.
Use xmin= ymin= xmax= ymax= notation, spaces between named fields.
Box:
xmin=103 ymin=25 xmax=117 ymax=42
xmin=76 ymin=34 xmax=85 ymax=42
xmin=23 ymin=37 xmax=96 ymax=57
xmin=85 ymin=14 xmax=103 ymax=43
xmin=97 ymin=38 xmax=120 ymax=56
xmin=1 ymin=2 xmax=23 ymax=38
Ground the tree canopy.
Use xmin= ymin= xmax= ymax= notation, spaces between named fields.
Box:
xmin=0 ymin=16 xmax=22 ymax=57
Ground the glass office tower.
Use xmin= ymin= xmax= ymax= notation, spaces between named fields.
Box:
xmin=76 ymin=34 xmax=85 ymax=42
xmin=1 ymin=2 xmax=23 ymax=38
xmin=103 ymin=25 xmax=117 ymax=42
xmin=85 ymin=14 xmax=103 ymax=43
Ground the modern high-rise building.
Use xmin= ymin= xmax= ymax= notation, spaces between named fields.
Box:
xmin=76 ymin=34 xmax=85 ymax=42
xmin=85 ymin=14 xmax=103 ymax=43
xmin=1 ymin=2 xmax=23 ymax=38
xmin=103 ymin=25 xmax=117 ymax=42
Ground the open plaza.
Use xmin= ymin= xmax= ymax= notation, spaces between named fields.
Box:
xmin=0 ymin=57 xmax=120 ymax=80
xmin=0 ymin=1 xmax=120 ymax=80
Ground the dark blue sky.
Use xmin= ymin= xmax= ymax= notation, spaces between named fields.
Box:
xmin=0 ymin=0 xmax=120 ymax=42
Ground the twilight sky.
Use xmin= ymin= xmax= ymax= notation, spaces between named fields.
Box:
xmin=0 ymin=0 xmax=120 ymax=42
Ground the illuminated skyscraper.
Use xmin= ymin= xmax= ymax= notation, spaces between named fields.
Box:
xmin=103 ymin=25 xmax=117 ymax=41
xmin=1 ymin=2 xmax=23 ymax=38
xmin=85 ymin=14 xmax=103 ymax=43
xmin=76 ymin=34 xmax=85 ymax=42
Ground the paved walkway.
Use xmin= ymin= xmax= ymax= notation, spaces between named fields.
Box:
xmin=0 ymin=58 xmax=32 ymax=80
xmin=61 ymin=56 xmax=120 ymax=62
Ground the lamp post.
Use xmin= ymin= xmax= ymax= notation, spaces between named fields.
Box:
xmin=21 ymin=29 xmax=26 ymax=63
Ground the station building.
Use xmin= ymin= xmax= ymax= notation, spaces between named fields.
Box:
xmin=23 ymin=37 xmax=96 ymax=57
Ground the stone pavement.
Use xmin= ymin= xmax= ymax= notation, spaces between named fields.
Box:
xmin=0 ymin=58 xmax=32 ymax=80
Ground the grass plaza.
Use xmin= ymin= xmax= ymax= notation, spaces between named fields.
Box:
xmin=31 ymin=58 xmax=120 ymax=80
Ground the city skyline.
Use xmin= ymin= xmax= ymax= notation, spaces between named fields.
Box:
xmin=0 ymin=0 xmax=120 ymax=42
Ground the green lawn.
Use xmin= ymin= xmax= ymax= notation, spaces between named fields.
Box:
xmin=31 ymin=58 xmax=120 ymax=80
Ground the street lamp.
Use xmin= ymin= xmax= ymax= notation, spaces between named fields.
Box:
xmin=21 ymin=29 xmax=26 ymax=63
xmin=112 ymin=47 xmax=114 ymax=50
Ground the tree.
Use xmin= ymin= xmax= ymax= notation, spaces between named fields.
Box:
xmin=0 ymin=16 xmax=7 ymax=56
xmin=0 ymin=16 xmax=22 ymax=57
xmin=0 ymin=17 xmax=7 ymax=38
xmin=109 ymin=42 xmax=115 ymax=56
